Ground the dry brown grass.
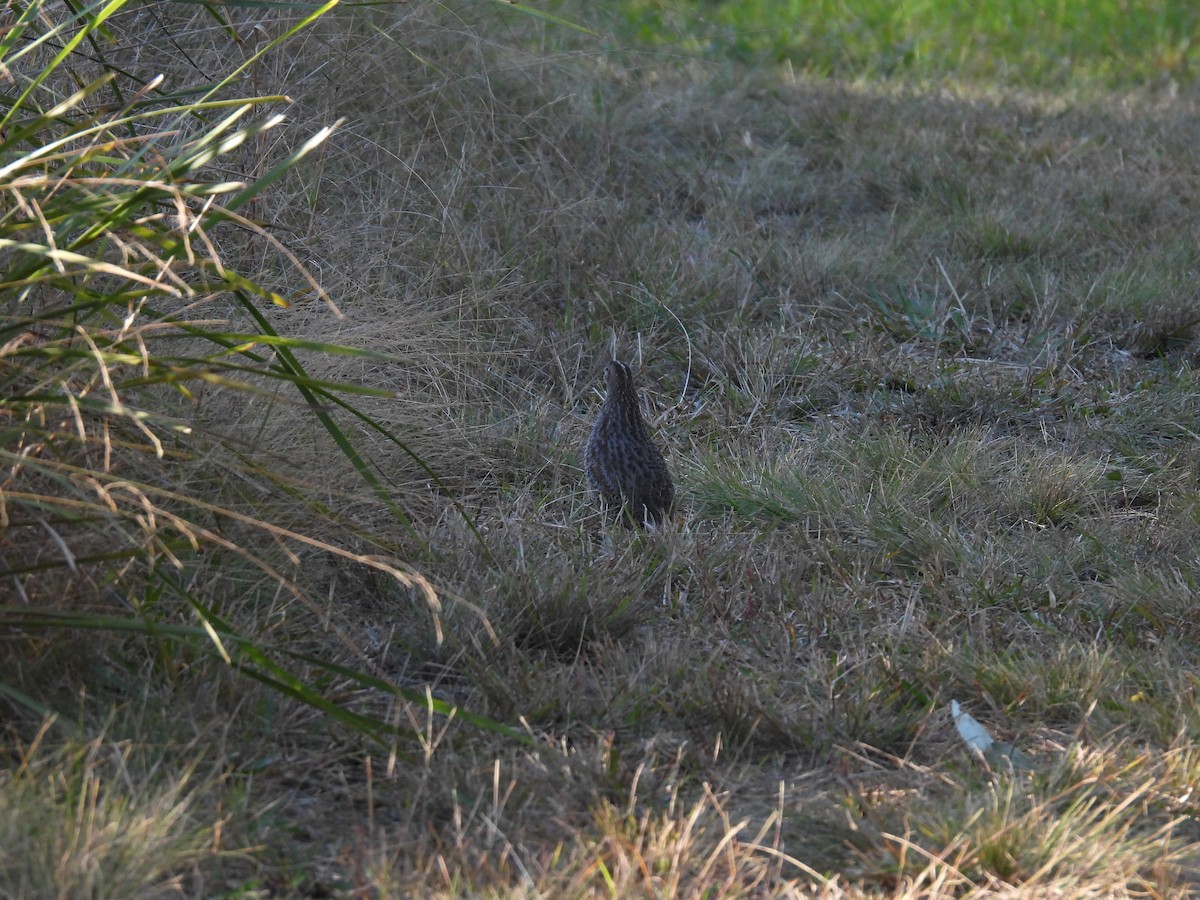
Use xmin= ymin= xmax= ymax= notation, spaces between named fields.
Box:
xmin=7 ymin=0 xmax=1200 ymax=896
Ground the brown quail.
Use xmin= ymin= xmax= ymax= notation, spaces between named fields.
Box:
xmin=584 ymin=360 xmax=675 ymax=526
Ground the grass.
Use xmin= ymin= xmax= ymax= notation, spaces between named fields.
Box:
xmin=605 ymin=0 xmax=1200 ymax=89
xmin=1 ymin=726 xmax=211 ymax=899
xmin=6 ymin=0 xmax=1200 ymax=895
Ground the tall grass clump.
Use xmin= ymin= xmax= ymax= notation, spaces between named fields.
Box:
xmin=0 ymin=0 xmax=481 ymax=741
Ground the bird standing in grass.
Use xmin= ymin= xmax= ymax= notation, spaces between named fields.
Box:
xmin=585 ymin=359 xmax=675 ymax=527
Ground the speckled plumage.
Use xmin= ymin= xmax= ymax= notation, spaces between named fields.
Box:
xmin=584 ymin=360 xmax=674 ymax=526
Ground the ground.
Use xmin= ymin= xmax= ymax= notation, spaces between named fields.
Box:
xmin=4 ymin=1 xmax=1200 ymax=896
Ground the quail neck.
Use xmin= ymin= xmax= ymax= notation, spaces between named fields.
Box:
xmin=602 ymin=362 xmax=648 ymax=437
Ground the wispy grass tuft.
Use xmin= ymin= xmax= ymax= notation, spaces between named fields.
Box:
xmin=852 ymin=738 xmax=1198 ymax=892
xmin=0 ymin=722 xmax=211 ymax=899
